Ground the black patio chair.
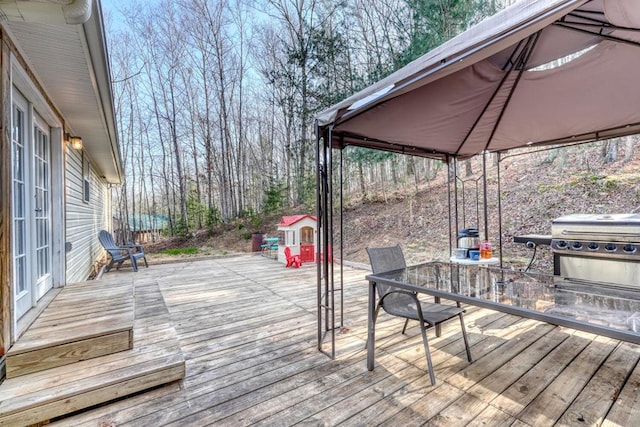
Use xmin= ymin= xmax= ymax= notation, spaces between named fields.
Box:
xmin=98 ymin=230 xmax=148 ymax=272
xmin=366 ymin=245 xmax=472 ymax=385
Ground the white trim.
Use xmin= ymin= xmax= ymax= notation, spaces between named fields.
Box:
xmin=10 ymin=54 xmax=65 ymax=339
xmin=50 ymin=128 xmax=66 ymax=287
xmin=32 ymin=111 xmax=53 ymax=301
xmin=11 ymin=89 xmax=31 ymax=325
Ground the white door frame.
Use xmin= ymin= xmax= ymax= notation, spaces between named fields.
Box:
xmin=10 ymin=55 xmax=64 ymax=340
xmin=33 ymin=112 xmax=53 ymax=301
xmin=11 ymin=89 xmax=31 ymax=320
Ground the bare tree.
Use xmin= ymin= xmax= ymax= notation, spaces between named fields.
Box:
xmin=602 ymin=138 xmax=619 ymax=163
xmin=624 ymin=135 xmax=637 ymax=162
xmin=104 ymin=0 xmax=506 ymax=235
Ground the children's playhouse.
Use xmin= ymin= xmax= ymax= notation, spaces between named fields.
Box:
xmin=277 ymin=215 xmax=317 ymax=264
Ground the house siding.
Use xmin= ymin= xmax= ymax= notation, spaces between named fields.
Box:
xmin=64 ymin=147 xmax=111 ymax=283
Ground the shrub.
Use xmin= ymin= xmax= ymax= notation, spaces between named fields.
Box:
xmin=206 ymin=207 xmax=222 ymax=233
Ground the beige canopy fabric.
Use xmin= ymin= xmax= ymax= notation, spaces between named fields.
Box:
xmin=316 ymin=0 xmax=640 ymax=160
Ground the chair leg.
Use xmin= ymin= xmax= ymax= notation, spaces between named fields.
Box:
xmin=131 ymin=256 xmax=139 ymax=272
xmin=419 ymin=322 xmax=436 ymax=386
xmin=401 ymin=318 xmax=409 ymax=334
xmin=142 ymin=256 xmax=149 ymax=267
xmin=459 ymin=313 xmax=473 ymax=362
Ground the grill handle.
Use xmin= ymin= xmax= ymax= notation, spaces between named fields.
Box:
xmin=560 ymin=230 xmax=640 ymax=238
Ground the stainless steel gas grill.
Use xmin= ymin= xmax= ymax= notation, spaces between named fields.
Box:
xmin=551 ymin=214 xmax=640 ymax=288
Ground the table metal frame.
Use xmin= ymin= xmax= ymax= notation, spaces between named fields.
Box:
xmin=365 ymin=262 xmax=640 ymax=371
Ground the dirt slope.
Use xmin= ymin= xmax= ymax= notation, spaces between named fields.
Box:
xmin=340 ymin=145 xmax=640 ymax=271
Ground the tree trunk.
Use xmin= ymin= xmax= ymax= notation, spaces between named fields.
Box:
xmin=602 ymin=139 xmax=618 ymax=163
xmin=624 ymin=136 xmax=635 ymax=162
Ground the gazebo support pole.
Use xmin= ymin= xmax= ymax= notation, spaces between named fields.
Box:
xmin=316 ymin=123 xmax=338 ymax=359
xmin=453 ymin=158 xmax=459 ymax=248
xmin=497 ymin=151 xmax=503 ymax=268
xmin=447 ymin=157 xmax=453 ymax=254
xmin=339 ymin=145 xmax=344 ymax=328
xmin=315 ymin=120 xmax=322 ymax=351
xmin=482 ymin=152 xmax=489 ymax=241
xmin=328 ymin=127 xmax=335 ymax=358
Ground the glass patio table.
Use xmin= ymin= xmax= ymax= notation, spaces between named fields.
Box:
xmin=365 ymin=261 xmax=640 ymax=371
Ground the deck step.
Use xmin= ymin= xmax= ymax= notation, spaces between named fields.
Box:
xmin=5 ymin=280 xmax=134 ymax=378
xmin=0 ymin=338 xmax=185 ymax=426
xmin=0 ymin=277 xmax=185 ymax=426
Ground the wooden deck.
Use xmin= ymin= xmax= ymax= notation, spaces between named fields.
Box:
xmin=6 ymin=279 xmax=134 ymax=378
xmin=38 ymin=255 xmax=640 ymax=426
xmin=0 ymin=273 xmax=184 ymax=426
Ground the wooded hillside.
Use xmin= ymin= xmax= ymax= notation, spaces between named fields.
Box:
xmin=105 ymin=0 xmax=640 ymax=264
xmin=337 ymin=140 xmax=640 ymax=272
xmin=146 ymin=139 xmax=640 ymax=279
xmin=105 ymin=0 xmax=505 ymax=240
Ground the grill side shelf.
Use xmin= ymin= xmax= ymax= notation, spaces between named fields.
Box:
xmin=513 ymin=234 xmax=552 ymax=246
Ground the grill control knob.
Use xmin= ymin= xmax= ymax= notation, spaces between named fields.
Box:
xmin=571 ymin=241 xmax=583 ymax=250
xmin=623 ymin=244 xmax=636 ymax=253
xmin=556 ymin=240 xmax=568 ymax=249
xmin=605 ymin=243 xmax=617 ymax=252
xmin=587 ymin=242 xmax=599 ymax=250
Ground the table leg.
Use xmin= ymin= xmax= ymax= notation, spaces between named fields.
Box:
xmin=434 ymin=295 xmax=442 ymax=337
xmin=367 ymin=280 xmax=376 ymax=371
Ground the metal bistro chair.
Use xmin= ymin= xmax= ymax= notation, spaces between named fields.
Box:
xmin=98 ymin=230 xmax=148 ymax=272
xmin=366 ymin=245 xmax=472 ymax=385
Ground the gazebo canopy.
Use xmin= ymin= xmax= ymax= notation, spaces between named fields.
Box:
xmin=316 ymin=0 xmax=640 ymax=160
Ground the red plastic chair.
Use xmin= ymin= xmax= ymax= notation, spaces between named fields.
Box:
xmin=284 ymin=247 xmax=302 ymax=268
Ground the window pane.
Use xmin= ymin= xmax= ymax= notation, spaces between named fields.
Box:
xmin=16 ymin=256 xmax=26 ymax=293
xmin=14 ymin=220 xmax=25 ymax=255
xmin=13 ymin=143 xmax=23 ymax=181
xmin=13 ymin=182 xmax=24 ymax=217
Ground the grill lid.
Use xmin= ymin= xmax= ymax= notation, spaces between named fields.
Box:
xmin=552 ymin=214 xmax=640 ymax=243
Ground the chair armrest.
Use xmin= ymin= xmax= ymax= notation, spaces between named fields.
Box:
xmin=122 ymin=244 xmax=144 ymax=252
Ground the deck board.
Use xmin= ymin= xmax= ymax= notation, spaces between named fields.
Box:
xmin=558 ymin=341 xmax=640 ymax=425
xmin=0 ymin=275 xmax=184 ymax=426
xmin=516 ymin=335 xmax=618 ymax=426
xmin=594 ymin=346 xmax=640 ymax=427
xmin=7 ymin=281 xmax=133 ymax=354
xmin=39 ymin=255 xmax=640 ymax=426
xmin=5 ymin=280 xmax=134 ymax=379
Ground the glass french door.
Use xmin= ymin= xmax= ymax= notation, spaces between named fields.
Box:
xmin=33 ymin=115 xmax=52 ymax=300
xmin=12 ymin=89 xmax=52 ymax=320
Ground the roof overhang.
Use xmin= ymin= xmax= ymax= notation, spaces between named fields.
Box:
xmin=0 ymin=0 xmax=122 ymax=182
xmin=278 ymin=215 xmax=318 ymax=227
xmin=317 ymin=0 xmax=640 ymax=160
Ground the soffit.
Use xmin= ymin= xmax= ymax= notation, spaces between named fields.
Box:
xmin=1 ymin=2 xmax=121 ymax=182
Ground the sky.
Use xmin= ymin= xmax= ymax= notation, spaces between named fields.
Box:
xmin=100 ymin=0 xmax=161 ymax=32
xmin=100 ymin=0 xmax=128 ymax=32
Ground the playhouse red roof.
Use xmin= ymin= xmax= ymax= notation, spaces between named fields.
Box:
xmin=278 ymin=214 xmax=317 ymax=227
